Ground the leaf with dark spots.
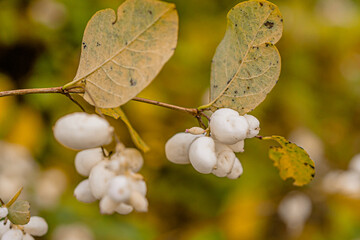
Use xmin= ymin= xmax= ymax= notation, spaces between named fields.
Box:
xmin=263 ymin=135 xmax=315 ymax=186
xmin=64 ymin=0 xmax=179 ymax=108
xmin=202 ymin=0 xmax=283 ymax=114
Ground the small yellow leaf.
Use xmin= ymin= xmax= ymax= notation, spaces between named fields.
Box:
xmin=263 ymin=135 xmax=315 ymax=186
xmin=65 ymin=0 xmax=178 ymax=108
xmin=205 ymin=0 xmax=283 ymax=114
xmin=98 ymin=107 xmax=150 ymax=153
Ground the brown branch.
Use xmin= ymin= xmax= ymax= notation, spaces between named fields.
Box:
xmin=0 ymin=87 xmax=208 ymax=123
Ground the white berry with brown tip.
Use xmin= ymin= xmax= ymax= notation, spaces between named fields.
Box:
xmin=107 ymin=176 xmax=131 ymax=202
xmin=244 ymin=114 xmax=260 ymax=138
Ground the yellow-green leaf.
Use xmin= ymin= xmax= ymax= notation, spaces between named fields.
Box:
xmin=205 ymin=0 xmax=283 ymax=114
xmin=263 ymin=136 xmax=315 ymax=186
xmin=7 ymin=200 xmax=30 ymax=225
xmin=98 ymin=107 xmax=150 ymax=153
xmin=65 ymin=0 xmax=178 ymax=108
xmin=5 ymin=187 xmax=22 ymax=208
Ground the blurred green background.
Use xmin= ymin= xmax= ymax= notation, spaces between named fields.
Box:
xmin=0 ymin=0 xmax=360 ymax=239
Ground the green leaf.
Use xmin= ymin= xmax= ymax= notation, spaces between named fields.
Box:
xmin=64 ymin=0 xmax=178 ymax=108
xmin=263 ymin=136 xmax=315 ymax=186
xmin=98 ymin=107 xmax=150 ymax=153
xmin=204 ymin=0 xmax=283 ymax=114
xmin=7 ymin=200 xmax=30 ymax=225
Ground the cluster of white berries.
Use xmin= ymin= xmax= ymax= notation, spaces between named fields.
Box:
xmin=165 ymin=108 xmax=260 ymax=178
xmin=53 ymin=112 xmax=148 ymax=214
xmin=0 ymin=210 xmax=48 ymax=240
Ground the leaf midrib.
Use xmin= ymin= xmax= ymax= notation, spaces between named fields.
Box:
xmin=74 ymin=4 xmax=175 ymax=83
xmin=210 ymin=9 xmax=273 ymax=105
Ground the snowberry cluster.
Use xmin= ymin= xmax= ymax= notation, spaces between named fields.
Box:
xmin=165 ymin=108 xmax=260 ymax=178
xmin=0 ymin=212 xmax=48 ymax=240
xmin=54 ymin=112 xmax=148 ymax=214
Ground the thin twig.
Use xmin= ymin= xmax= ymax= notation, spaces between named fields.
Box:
xmin=131 ymin=96 xmax=198 ymax=115
xmin=0 ymin=87 xmax=209 ymax=125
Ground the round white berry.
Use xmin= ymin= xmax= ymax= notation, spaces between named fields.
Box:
xmin=53 ymin=112 xmax=114 ymax=150
xmin=88 ymin=161 xmax=115 ymax=199
xmin=227 ymin=158 xmax=243 ymax=179
xmin=0 ymin=207 xmax=8 ymax=219
xmin=210 ymin=108 xmax=249 ymax=144
xmin=75 ymin=148 xmax=104 ymax=177
xmin=107 ymin=176 xmax=131 ymax=202
xmin=129 ymin=191 xmax=148 ymax=212
xmin=115 ymin=203 xmax=133 ymax=215
xmin=120 ymin=148 xmax=144 ymax=173
xmin=129 ymin=179 xmax=147 ymax=196
xmin=0 ymin=220 xmax=10 ymax=237
xmin=1 ymin=229 xmax=23 ymax=240
xmin=212 ymin=142 xmax=236 ymax=177
xmin=349 ymin=153 xmax=360 ymax=174
xmin=244 ymin=114 xmax=260 ymax=138
xmin=189 ymin=136 xmax=217 ymax=174
xmin=165 ymin=133 xmax=198 ymax=164
xmin=74 ymin=179 xmax=96 ymax=203
xmin=23 ymin=216 xmax=48 ymax=236
xmin=23 ymin=233 xmax=35 ymax=240
xmin=99 ymin=195 xmax=118 ymax=215
xmin=228 ymin=140 xmax=245 ymax=153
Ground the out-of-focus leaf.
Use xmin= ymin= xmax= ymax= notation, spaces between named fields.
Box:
xmin=7 ymin=200 xmax=30 ymax=225
xmin=204 ymin=0 xmax=283 ymax=114
xmin=64 ymin=0 xmax=178 ymax=108
xmin=263 ymin=135 xmax=315 ymax=186
xmin=98 ymin=107 xmax=150 ymax=152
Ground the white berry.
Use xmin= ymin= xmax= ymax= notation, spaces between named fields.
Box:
xmin=89 ymin=161 xmax=115 ymax=199
xmin=107 ymin=176 xmax=131 ymax=202
xmin=23 ymin=216 xmax=48 ymax=236
xmin=210 ymin=108 xmax=249 ymax=144
xmin=99 ymin=195 xmax=118 ymax=215
xmin=228 ymin=140 xmax=245 ymax=153
xmin=0 ymin=220 xmax=10 ymax=237
xmin=129 ymin=191 xmax=148 ymax=212
xmin=212 ymin=142 xmax=236 ymax=177
xmin=244 ymin=114 xmax=260 ymax=138
xmin=129 ymin=179 xmax=147 ymax=196
xmin=53 ymin=112 xmax=114 ymax=150
xmin=165 ymin=133 xmax=198 ymax=164
xmin=0 ymin=207 xmax=8 ymax=219
xmin=227 ymin=158 xmax=243 ymax=179
xmin=189 ymin=136 xmax=217 ymax=174
xmin=74 ymin=179 xmax=96 ymax=203
xmin=115 ymin=203 xmax=133 ymax=215
xmin=23 ymin=233 xmax=35 ymax=240
xmin=1 ymin=229 xmax=23 ymax=240
xmin=75 ymin=148 xmax=104 ymax=177
xmin=120 ymin=148 xmax=144 ymax=172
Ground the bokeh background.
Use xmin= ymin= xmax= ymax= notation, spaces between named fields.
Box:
xmin=1 ymin=0 xmax=360 ymax=239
